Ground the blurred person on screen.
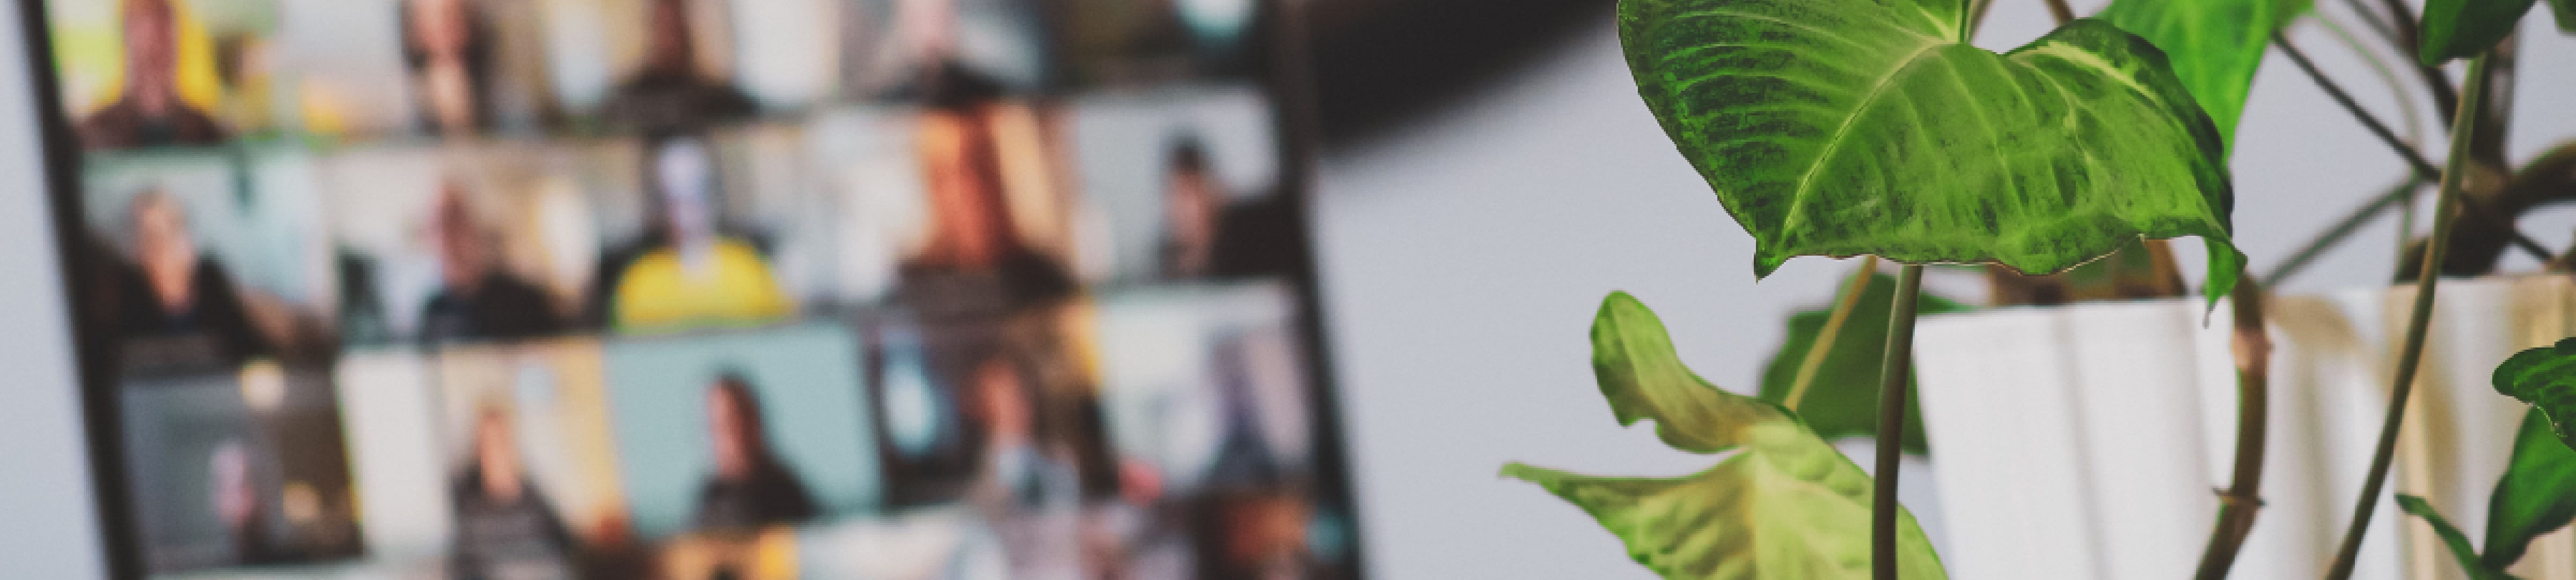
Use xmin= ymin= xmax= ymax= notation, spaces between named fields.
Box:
xmin=112 ymin=189 xmax=272 ymax=367
xmin=399 ymin=0 xmax=495 ymax=134
xmin=692 ymin=372 xmax=821 ymax=533
xmin=1156 ymin=134 xmax=1296 ymax=281
xmin=420 ymin=183 xmax=567 ymax=344
xmin=599 ymin=0 xmax=756 ymax=133
xmin=602 ymin=135 xmax=794 ymax=330
xmin=78 ymin=0 xmax=227 ymax=150
xmin=210 ymin=440 xmax=297 ymax=566
xmin=449 ymin=402 xmax=582 ymax=580
xmin=900 ymin=62 xmax=1073 ymax=307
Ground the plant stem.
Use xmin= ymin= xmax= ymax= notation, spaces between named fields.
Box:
xmin=1872 ymin=263 xmax=1924 ymax=580
xmin=2040 ymin=0 xmax=2075 ymax=26
xmin=2368 ymin=0 xmax=2461 ymax=126
xmin=1785 ymin=256 xmax=1882 ymax=411
xmin=2323 ymin=48 xmax=2497 ymax=580
xmin=2263 ymin=177 xmax=2425 ymax=287
xmin=2274 ymin=34 xmax=2551 ymax=265
xmin=2192 ymin=269 xmax=2271 ymax=579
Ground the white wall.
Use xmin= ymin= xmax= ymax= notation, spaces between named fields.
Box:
xmin=1312 ymin=0 xmax=2576 ymax=577
xmin=0 ymin=1 xmax=110 ymax=577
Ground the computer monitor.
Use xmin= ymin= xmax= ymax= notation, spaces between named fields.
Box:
xmin=13 ymin=0 xmax=1361 ymax=577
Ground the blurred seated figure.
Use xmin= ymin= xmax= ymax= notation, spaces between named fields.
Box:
xmin=898 ymin=62 xmax=1074 ymax=310
xmin=419 ymin=183 xmax=566 ymax=344
xmin=692 ymin=373 xmax=819 ymax=533
xmin=604 ymin=135 xmax=794 ymax=330
xmin=210 ymin=440 xmax=297 ymax=567
xmin=112 ymin=189 xmax=272 ymax=368
xmin=599 ymin=0 xmax=755 ymax=133
xmin=78 ymin=0 xmax=227 ymax=149
xmin=449 ymin=403 xmax=581 ymax=580
xmin=399 ymin=0 xmax=495 ymax=134
xmin=1156 ymin=134 xmax=1298 ymax=281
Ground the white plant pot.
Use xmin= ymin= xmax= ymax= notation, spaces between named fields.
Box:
xmin=1913 ymin=276 xmax=2576 ymax=580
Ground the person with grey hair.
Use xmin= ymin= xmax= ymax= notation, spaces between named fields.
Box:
xmin=109 ymin=190 xmax=269 ymax=367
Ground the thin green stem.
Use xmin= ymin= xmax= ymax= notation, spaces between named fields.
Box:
xmin=1872 ymin=263 xmax=1924 ymax=580
xmin=1785 ymin=256 xmax=1881 ymax=410
xmin=2193 ymin=270 xmax=2271 ymax=579
xmin=2263 ymin=177 xmax=2425 ymax=287
xmin=2323 ymin=48 xmax=2498 ymax=580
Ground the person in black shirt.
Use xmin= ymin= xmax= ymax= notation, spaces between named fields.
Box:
xmin=599 ymin=0 xmax=756 ymax=133
xmin=449 ymin=404 xmax=582 ymax=579
xmin=1156 ymin=134 xmax=1299 ymax=281
xmin=418 ymin=183 xmax=565 ymax=344
xmin=113 ymin=190 xmax=271 ymax=368
xmin=78 ymin=0 xmax=228 ymax=149
xmin=691 ymin=373 xmax=820 ymax=532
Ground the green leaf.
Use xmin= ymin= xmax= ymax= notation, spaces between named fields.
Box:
xmin=2419 ymin=0 xmax=2540 ymax=64
xmin=1504 ymin=292 xmax=1948 ymax=578
xmin=2397 ymin=494 xmax=2515 ymax=580
xmin=2481 ymin=408 xmax=2576 ymax=569
xmin=1620 ymin=0 xmax=2244 ymax=306
xmin=2096 ymin=0 xmax=2306 ymax=148
xmin=1758 ymin=273 xmax=1970 ymax=455
xmin=2492 ymin=337 xmax=2576 ymax=451
xmin=2553 ymin=0 xmax=2576 ymax=33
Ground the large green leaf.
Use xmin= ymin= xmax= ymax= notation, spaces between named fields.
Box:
xmin=2419 ymin=0 xmax=2541 ymax=64
xmin=1757 ymin=273 xmax=1970 ymax=455
xmin=2397 ymin=494 xmax=2515 ymax=580
xmin=2552 ymin=0 xmax=2576 ymax=33
xmin=1503 ymin=292 xmax=1948 ymax=578
xmin=2096 ymin=0 xmax=2306 ymax=148
xmin=2482 ymin=408 xmax=2576 ymax=569
xmin=2491 ymin=337 xmax=2576 ymax=450
xmin=1620 ymin=0 xmax=2243 ymax=306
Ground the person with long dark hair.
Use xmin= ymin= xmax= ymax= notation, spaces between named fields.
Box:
xmin=448 ymin=403 xmax=581 ymax=579
xmin=599 ymin=0 xmax=756 ymax=133
xmin=690 ymin=372 xmax=819 ymax=532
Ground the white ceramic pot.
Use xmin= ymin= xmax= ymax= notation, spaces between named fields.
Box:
xmin=1913 ymin=276 xmax=2576 ymax=580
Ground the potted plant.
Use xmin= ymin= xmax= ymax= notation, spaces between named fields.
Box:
xmin=1498 ymin=0 xmax=2576 ymax=575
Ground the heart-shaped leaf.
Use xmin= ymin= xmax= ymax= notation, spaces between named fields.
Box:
xmin=2097 ymin=0 xmax=2307 ymax=147
xmin=1758 ymin=272 xmax=1971 ymax=455
xmin=2419 ymin=0 xmax=2543 ymax=64
xmin=1504 ymin=292 xmax=1948 ymax=578
xmin=1621 ymin=0 xmax=2243 ymax=305
xmin=2482 ymin=408 xmax=2576 ymax=569
xmin=2397 ymin=494 xmax=2515 ymax=580
xmin=2491 ymin=337 xmax=2576 ymax=450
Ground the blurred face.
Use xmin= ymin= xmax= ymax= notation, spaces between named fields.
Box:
xmin=974 ymin=360 xmax=1030 ymax=450
xmin=130 ymin=194 xmax=199 ymax=310
xmin=432 ymin=186 xmax=492 ymax=290
xmin=654 ymin=141 xmax=718 ymax=248
xmin=122 ymin=0 xmax=178 ymax=104
xmin=474 ymin=412 xmax=524 ymax=501
xmin=1165 ymin=170 xmax=1217 ymax=252
xmin=708 ymin=385 xmax=753 ymax=480
xmin=646 ymin=0 xmax=693 ymax=71
xmin=918 ymin=113 xmax=1001 ymax=265
xmin=407 ymin=0 xmax=472 ymax=55
xmin=210 ymin=444 xmax=256 ymax=529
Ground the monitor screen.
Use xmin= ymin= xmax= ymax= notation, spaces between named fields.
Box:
xmin=30 ymin=0 xmax=1358 ymax=577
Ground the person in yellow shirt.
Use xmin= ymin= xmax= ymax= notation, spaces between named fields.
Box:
xmin=605 ymin=135 xmax=794 ymax=331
